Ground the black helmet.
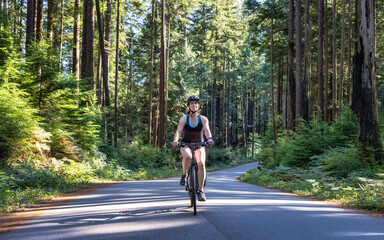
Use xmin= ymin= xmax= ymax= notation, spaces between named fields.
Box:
xmin=187 ymin=95 xmax=200 ymax=105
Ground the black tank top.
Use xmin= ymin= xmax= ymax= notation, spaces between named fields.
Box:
xmin=182 ymin=114 xmax=203 ymax=143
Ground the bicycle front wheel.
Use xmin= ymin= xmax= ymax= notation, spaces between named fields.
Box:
xmin=190 ymin=165 xmax=197 ymax=215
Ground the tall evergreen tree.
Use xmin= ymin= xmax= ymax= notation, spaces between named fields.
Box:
xmin=351 ymin=0 xmax=382 ymax=162
xmin=81 ymin=0 xmax=95 ymax=91
xmin=287 ymin=0 xmax=295 ymax=130
xmin=317 ymin=0 xmax=325 ymax=119
xmin=158 ymin=0 xmax=167 ymax=148
xmin=295 ymin=0 xmax=303 ymax=121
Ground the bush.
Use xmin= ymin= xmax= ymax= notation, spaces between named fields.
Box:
xmin=0 ymin=83 xmax=38 ymax=163
xmin=206 ymin=147 xmax=241 ymax=166
xmin=93 ymin=160 xmax=135 ymax=181
xmin=118 ymin=143 xmax=175 ymax=170
xmin=311 ymin=147 xmax=364 ymax=178
xmin=260 ymin=109 xmax=358 ymax=168
xmin=41 ymin=74 xmax=101 ymax=159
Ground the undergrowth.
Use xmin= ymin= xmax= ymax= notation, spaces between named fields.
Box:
xmin=241 ymin=164 xmax=384 ymax=213
xmin=241 ymin=109 xmax=384 ymax=214
xmin=0 ymin=140 xmax=251 ymax=215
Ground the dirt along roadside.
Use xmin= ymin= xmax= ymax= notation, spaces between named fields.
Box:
xmin=0 ymin=182 xmax=119 ymax=234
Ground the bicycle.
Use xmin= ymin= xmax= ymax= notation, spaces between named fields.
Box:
xmin=178 ymin=141 xmax=208 ymax=215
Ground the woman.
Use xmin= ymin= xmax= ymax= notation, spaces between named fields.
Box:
xmin=172 ymin=95 xmax=214 ymax=201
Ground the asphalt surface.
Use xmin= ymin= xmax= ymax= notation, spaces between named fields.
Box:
xmin=1 ymin=162 xmax=384 ymax=240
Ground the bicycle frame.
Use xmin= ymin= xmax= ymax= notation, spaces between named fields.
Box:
xmin=187 ymin=144 xmax=200 ymax=190
xmin=179 ymin=142 xmax=208 ymax=215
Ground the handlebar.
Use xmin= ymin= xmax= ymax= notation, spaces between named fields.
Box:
xmin=178 ymin=141 xmax=209 ymax=148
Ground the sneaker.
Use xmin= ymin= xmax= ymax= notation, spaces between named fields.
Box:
xmin=198 ymin=191 xmax=207 ymax=201
xmin=179 ymin=174 xmax=186 ymax=186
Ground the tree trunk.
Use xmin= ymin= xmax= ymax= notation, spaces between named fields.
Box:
xmin=270 ymin=19 xmax=277 ymax=144
xmin=96 ymin=50 xmax=102 ymax=105
xmin=114 ymin=0 xmax=120 ymax=148
xmin=47 ymin=0 xmax=54 ymax=44
xmin=212 ymin=68 xmax=217 ymax=141
xmin=59 ymin=0 xmax=64 ymax=71
xmin=251 ymin=89 xmax=256 ymax=157
xmin=354 ymin=0 xmax=359 ymax=50
xmin=164 ymin=12 xmax=170 ymax=146
xmin=227 ymin=62 xmax=231 ymax=146
xmin=36 ymin=0 xmax=43 ymax=108
xmin=128 ymin=40 xmax=134 ymax=140
xmin=303 ymin=0 xmax=310 ymax=121
xmin=158 ymin=0 xmax=167 ymax=148
xmin=258 ymin=97 xmax=261 ymax=134
xmin=96 ymin=0 xmax=112 ymax=143
xmin=317 ymin=0 xmax=325 ymax=120
xmin=153 ymin=5 xmax=159 ymax=147
xmin=277 ymin=58 xmax=283 ymax=115
xmin=347 ymin=0 xmax=353 ymax=105
xmin=287 ymin=0 xmax=295 ymax=131
xmin=18 ymin=0 xmax=25 ymax=51
xmin=339 ymin=0 xmax=346 ymax=113
xmin=351 ymin=0 xmax=382 ymax=162
xmin=148 ymin=0 xmax=155 ymax=145
xmin=26 ymin=0 xmax=35 ymax=54
xmin=73 ymin=0 xmax=80 ymax=80
xmin=220 ymin=57 xmax=226 ymax=147
xmin=105 ymin=0 xmax=111 ymax=64
xmin=295 ymin=0 xmax=303 ymax=122
xmin=241 ymin=87 xmax=247 ymax=147
xmin=81 ymin=0 xmax=94 ymax=91
xmin=285 ymin=60 xmax=288 ymax=128
xmin=212 ymin=32 xmax=218 ymax=141
xmin=35 ymin=0 xmax=43 ymax=43
xmin=324 ymin=0 xmax=329 ymax=122
xmin=104 ymin=0 xmax=112 ymax=143
xmin=332 ymin=0 xmax=337 ymax=121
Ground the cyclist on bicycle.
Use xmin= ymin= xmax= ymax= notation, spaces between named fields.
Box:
xmin=172 ymin=95 xmax=214 ymax=201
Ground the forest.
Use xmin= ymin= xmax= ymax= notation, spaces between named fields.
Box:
xmin=1 ymin=0 xmax=384 ymax=214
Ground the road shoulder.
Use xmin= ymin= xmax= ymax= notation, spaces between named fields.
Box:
xmin=0 ymin=182 xmax=118 ymax=234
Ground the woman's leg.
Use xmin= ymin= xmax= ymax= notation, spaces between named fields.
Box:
xmin=195 ymin=147 xmax=206 ymax=191
xmin=180 ymin=147 xmax=192 ymax=175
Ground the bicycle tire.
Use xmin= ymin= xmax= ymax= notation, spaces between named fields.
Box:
xmin=187 ymin=169 xmax=193 ymax=207
xmin=191 ymin=165 xmax=197 ymax=215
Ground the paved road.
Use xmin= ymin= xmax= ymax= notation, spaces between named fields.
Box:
xmin=1 ymin=162 xmax=384 ymax=240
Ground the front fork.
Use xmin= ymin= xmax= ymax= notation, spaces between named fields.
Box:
xmin=186 ymin=163 xmax=200 ymax=193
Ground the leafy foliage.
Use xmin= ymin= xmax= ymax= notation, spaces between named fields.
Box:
xmin=206 ymin=147 xmax=243 ymax=166
xmin=117 ymin=142 xmax=173 ymax=169
xmin=242 ymin=108 xmax=384 ymax=213
xmin=260 ymin=109 xmax=358 ymax=168
xmin=0 ymin=83 xmax=38 ymax=162
xmin=312 ymin=147 xmax=364 ymax=178
xmin=1 ymin=0 xmax=383 ymax=217
xmin=241 ymin=164 xmax=384 ymax=213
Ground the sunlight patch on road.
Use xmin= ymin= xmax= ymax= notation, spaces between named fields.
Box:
xmin=208 ymin=189 xmax=283 ymax=195
xmin=277 ymin=206 xmax=346 ymax=213
xmin=340 ymin=232 xmax=384 ymax=237
xmin=203 ymin=198 xmax=343 ymax=209
xmin=65 ymin=218 xmax=200 ymax=238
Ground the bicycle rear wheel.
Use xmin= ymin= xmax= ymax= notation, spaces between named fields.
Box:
xmin=190 ymin=165 xmax=197 ymax=215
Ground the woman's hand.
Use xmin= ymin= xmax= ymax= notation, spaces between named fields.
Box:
xmin=207 ymin=139 xmax=215 ymax=146
xmin=172 ymin=141 xmax=178 ymax=147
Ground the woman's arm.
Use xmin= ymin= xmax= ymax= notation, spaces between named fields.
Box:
xmin=172 ymin=115 xmax=187 ymax=146
xmin=201 ymin=115 xmax=214 ymax=145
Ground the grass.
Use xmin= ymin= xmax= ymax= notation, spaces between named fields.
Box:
xmin=241 ymin=165 xmax=384 ymax=214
